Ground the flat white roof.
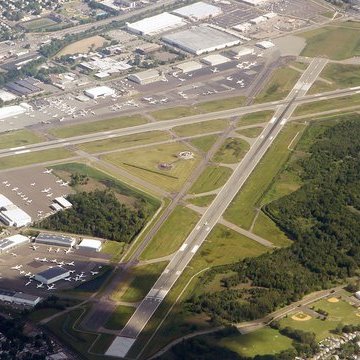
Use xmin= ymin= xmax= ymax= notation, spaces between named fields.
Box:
xmin=0 ymin=105 xmax=26 ymax=120
xmin=128 ymin=69 xmax=161 ymax=81
xmin=0 ymin=89 xmax=17 ymax=102
xmin=127 ymin=12 xmax=186 ymax=36
xmin=4 ymin=234 xmax=29 ymax=245
xmin=202 ymin=54 xmax=230 ymax=65
xmin=256 ymin=40 xmax=275 ymax=49
xmin=0 ymin=194 xmax=13 ymax=208
xmin=84 ymin=86 xmax=115 ymax=97
xmin=173 ymin=2 xmax=222 ymax=20
xmin=176 ymin=60 xmax=203 ymax=73
xmin=240 ymin=0 xmax=266 ymax=5
xmin=54 ymin=197 xmax=72 ymax=209
xmin=1 ymin=207 xmax=32 ymax=226
xmin=79 ymin=239 xmax=102 ymax=250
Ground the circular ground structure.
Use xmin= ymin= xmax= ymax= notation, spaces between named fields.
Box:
xmin=327 ymin=297 xmax=339 ymax=303
xmin=291 ymin=312 xmax=312 ymax=321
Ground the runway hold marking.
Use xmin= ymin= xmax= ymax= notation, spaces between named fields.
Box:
xmin=10 ymin=146 xmax=25 ymax=151
xmin=179 ymin=244 xmax=188 ymax=252
xmin=14 ymin=150 xmax=31 ymax=155
xmin=191 ymin=245 xmax=199 ymax=254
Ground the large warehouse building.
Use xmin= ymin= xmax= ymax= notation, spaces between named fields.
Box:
xmin=162 ymin=26 xmax=241 ymax=55
xmin=35 ymin=268 xmax=71 ymax=285
xmin=172 ymin=2 xmax=222 ymax=21
xmin=35 ymin=233 xmax=76 ymax=248
xmin=127 ymin=69 xmax=164 ymax=85
xmin=0 ymin=194 xmax=31 ymax=227
xmin=78 ymin=238 xmax=102 ymax=252
xmin=0 ymin=289 xmax=41 ymax=307
xmin=0 ymin=234 xmax=30 ymax=254
xmin=84 ymin=86 xmax=115 ymax=99
xmin=126 ymin=12 xmax=186 ymax=36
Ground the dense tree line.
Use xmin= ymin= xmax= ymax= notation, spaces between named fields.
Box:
xmin=187 ymin=119 xmax=360 ymax=327
xmin=38 ymin=189 xmax=148 ymax=242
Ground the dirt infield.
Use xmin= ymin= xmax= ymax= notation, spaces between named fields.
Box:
xmin=291 ymin=312 xmax=312 ymax=321
xmin=57 ymin=35 xmax=106 ymax=56
xmin=327 ymin=297 xmax=340 ymax=303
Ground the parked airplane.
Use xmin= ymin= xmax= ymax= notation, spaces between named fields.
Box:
xmin=11 ymin=253 xmax=17 ymax=257
xmin=90 ymin=271 xmax=99 ymax=276
xmin=25 ymin=280 xmax=32 ymax=286
xmin=36 ymin=283 xmax=44 ymax=288
xmin=55 ymin=248 xmax=61 ymax=253
xmin=66 ymin=261 xmax=75 ymax=266
xmin=210 ymin=67 xmax=219 ymax=73
xmin=41 ymin=188 xmax=51 ymax=193
xmin=12 ymin=187 xmax=18 ymax=191
xmin=47 ymin=284 xmax=56 ymax=290
xmin=19 ymin=271 xmax=25 ymax=275
xmin=60 ymin=182 xmax=69 ymax=187
xmin=25 ymin=272 xmax=32 ymax=277
xmin=226 ymin=76 xmax=233 ymax=81
xmin=40 ymin=257 xmax=48 ymax=262
xmin=64 ymin=277 xmax=72 ymax=282
xmin=65 ymin=249 xmax=74 ymax=254
xmin=43 ymin=169 xmax=53 ymax=174
xmin=46 ymin=193 xmax=53 ymax=197
xmin=69 ymin=270 xmax=75 ymax=274
xmin=30 ymin=245 xmax=38 ymax=251
xmin=30 ymin=183 xmax=36 ymax=186
xmin=11 ymin=265 xmax=22 ymax=270
xmin=48 ymin=247 xmax=53 ymax=252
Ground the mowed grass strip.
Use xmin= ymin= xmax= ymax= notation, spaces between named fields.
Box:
xmin=0 ymin=129 xmax=43 ymax=149
xmin=79 ymin=131 xmax=170 ymax=153
xmin=224 ymin=122 xmax=305 ymax=229
xmin=104 ymin=305 xmax=135 ymax=330
xmin=300 ymin=23 xmax=360 ymax=60
xmin=187 ymin=194 xmax=216 ymax=207
xmin=140 ymin=206 xmax=200 ymax=260
xmin=50 ymin=115 xmax=148 ymax=138
xmin=237 ymin=110 xmax=274 ymax=127
xmin=189 ymin=165 xmax=232 ymax=194
xmin=213 ymin=137 xmax=249 ymax=164
xmin=236 ymin=126 xmax=264 ymax=138
xmin=190 ymin=134 xmax=219 ymax=152
xmin=120 ymin=262 xmax=168 ymax=302
xmin=0 ymin=148 xmax=74 ymax=170
xmin=255 ymin=66 xmax=301 ymax=103
xmin=102 ymin=240 xmax=126 ymax=262
xmin=173 ymin=119 xmax=229 ymax=137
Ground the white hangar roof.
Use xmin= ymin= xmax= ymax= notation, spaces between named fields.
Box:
xmin=173 ymin=2 xmax=222 ymax=21
xmin=79 ymin=238 xmax=102 ymax=251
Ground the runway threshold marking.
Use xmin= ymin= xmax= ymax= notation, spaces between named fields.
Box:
xmin=14 ymin=150 xmax=31 ymax=155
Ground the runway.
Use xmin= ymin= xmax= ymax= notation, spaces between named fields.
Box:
xmin=105 ymin=58 xmax=328 ymax=358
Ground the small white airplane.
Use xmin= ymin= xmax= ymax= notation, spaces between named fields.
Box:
xmin=50 ymin=259 xmax=57 ymax=263
xmin=66 ymin=261 xmax=75 ymax=267
xmin=90 ymin=271 xmax=99 ymax=276
xmin=25 ymin=280 xmax=32 ymax=286
xmin=226 ymin=76 xmax=233 ymax=81
xmin=12 ymin=187 xmax=18 ymax=191
xmin=65 ymin=248 xmax=74 ymax=254
xmin=47 ymin=284 xmax=56 ymax=290
xmin=36 ymin=283 xmax=44 ymax=288
xmin=19 ymin=271 xmax=25 ymax=275
xmin=64 ymin=277 xmax=72 ymax=282
xmin=11 ymin=265 xmax=22 ymax=270
xmin=35 ymin=257 xmax=40 ymax=261
xmin=46 ymin=193 xmax=53 ymax=197
xmin=25 ymin=272 xmax=32 ymax=277
xmin=48 ymin=247 xmax=53 ymax=252
xmin=11 ymin=253 xmax=17 ymax=257
xmin=27 ymin=199 xmax=32 ymax=204
xmin=41 ymin=188 xmax=51 ymax=193
xmin=2 ymin=181 xmax=8 ymax=184
xmin=60 ymin=182 xmax=69 ymax=187
xmin=5 ymin=183 xmax=10 ymax=187
xmin=43 ymin=169 xmax=53 ymax=174
xmin=56 ymin=179 xmax=62 ymax=183
xmin=210 ymin=67 xmax=219 ymax=73
xmin=30 ymin=245 xmax=38 ymax=251
xmin=40 ymin=257 xmax=48 ymax=262
xmin=69 ymin=270 xmax=75 ymax=274
xmin=57 ymin=261 xmax=65 ymax=266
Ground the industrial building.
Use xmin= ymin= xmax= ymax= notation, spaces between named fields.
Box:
xmin=84 ymin=86 xmax=115 ymax=99
xmin=127 ymin=69 xmax=164 ymax=85
xmin=5 ymin=77 xmax=43 ymax=97
xmin=0 ymin=104 xmax=28 ymax=120
xmin=0 ymin=289 xmax=41 ymax=307
xmin=54 ymin=197 xmax=72 ymax=209
xmin=126 ymin=12 xmax=186 ymax=36
xmin=201 ymin=54 xmax=230 ymax=66
xmin=256 ymin=40 xmax=275 ymax=49
xmin=35 ymin=233 xmax=76 ymax=248
xmin=176 ymin=60 xmax=203 ymax=73
xmin=173 ymin=2 xmax=222 ymax=21
xmin=0 ymin=234 xmax=30 ymax=254
xmin=78 ymin=238 xmax=102 ymax=252
xmin=79 ymin=57 xmax=131 ymax=78
xmin=230 ymin=46 xmax=255 ymax=58
xmin=35 ymin=268 xmax=71 ymax=285
xmin=0 ymin=89 xmax=17 ymax=103
xmin=239 ymin=0 xmax=267 ymax=5
xmin=162 ymin=26 xmax=241 ymax=55
xmin=0 ymin=194 xmax=32 ymax=227
xmin=232 ymin=23 xmax=252 ymax=32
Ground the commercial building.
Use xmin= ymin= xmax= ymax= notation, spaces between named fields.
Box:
xmin=136 ymin=43 xmax=161 ymax=55
xmin=126 ymin=12 xmax=186 ymax=36
xmin=230 ymin=46 xmax=255 ymax=58
xmin=78 ymin=238 xmax=102 ymax=252
xmin=35 ymin=268 xmax=71 ymax=285
xmin=173 ymin=2 xmax=222 ymax=21
xmin=0 ymin=234 xmax=30 ymax=253
xmin=176 ymin=60 xmax=203 ymax=73
xmin=84 ymin=86 xmax=115 ymax=99
xmin=201 ymin=54 xmax=230 ymax=66
xmin=0 ymin=195 xmax=31 ymax=227
xmin=256 ymin=40 xmax=275 ymax=49
xmin=5 ymin=77 xmax=43 ymax=97
xmin=239 ymin=0 xmax=267 ymax=5
xmin=162 ymin=26 xmax=241 ymax=55
xmin=35 ymin=233 xmax=76 ymax=248
xmin=0 ymin=89 xmax=17 ymax=103
xmin=0 ymin=104 xmax=27 ymax=120
xmin=127 ymin=69 xmax=164 ymax=85
xmin=0 ymin=289 xmax=41 ymax=307
xmin=54 ymin=197 xmax=72 ymax=209
xmin=249 ymin=15 xmax=267 ymax=24
xmin=232 ymin=23 xmax=252 ymax=32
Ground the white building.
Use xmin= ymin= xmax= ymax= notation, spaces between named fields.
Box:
xmin=84 ymin=86 xmax=115 ymax=99
xmin=54 ymin=197 xmax=72 ymax=209
xmin=355 ymin=291 xmax=360 ymax=300
xmin=201 ymin=54 xmax=230 ymax=66
xmin=232 ymin=23 xmax=252 ymax=32
xmin=249 ymin=15 xmax=267 ymax=24
xmin=0 ymin=234 xmax=30 ymax=253
xmin=173 ymin=2 xmax=222 ymax=21
xmin=0 ymin=289 xmax=41 ymax=307
xmin=127 ymin=69 xmax=163 ymax=85
xmin=0 ymin=89 xmax=17 ymax=103
xmin=0 ymin=195 xmax=31 ymax=227
xmin=239 ymin=0 xmax=267 ymax=5
xmin=176 ymin=60 xmax=203 ymax=73
xmin=126 ymin=12 xmax=186 ymax=36
xmin=78 ymin=238 xmax=102 ymax=252
xmin=35 ymin=233 xmax=76 ymax=248
xmin=0 ymin=104 xmax=27 ymax=121
xmin=256 ymin=40 xmax=275 ymax=49
xmin=230 ymin=46 xmax=255 ymax=58
xmin=35 ymin=268 xmax=71 ymax=285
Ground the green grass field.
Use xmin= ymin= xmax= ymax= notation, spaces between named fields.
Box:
xmin=236 ymin=126 xmax=264 ymax=138
xmin=255 ymin=66 xmax=301 ymax=103
xmin=215 ymin=328 xmax=293 ymax=357
xmin=300 ymin=23 xmax=360 ymax=60
xmin=101 ymin=241 xmax=126 ymax=262
xmin=50 ymin=115 xmax=147 ymax=138
xmin=189 ymin=165 xmax=232 ymax=194
xmin=22 ymin=17 xmax=59 ymax=31
xmin=140 ymin=206 xmax=199 ymax=260
xmin=187 ymin=194 xmax=216 ymax=207
xmin=224 ymin=122 xmax=305 ymax=229
xmin=190 ymin=134 xmax=219 ymax=152
xmin=0 ymin=148 xmax=73 ymax=170
xmin=150 ymin=106 xmax=199 ymax=121
xmin=79 ymin=131 xmax=170 ymax=153
xmin=173 ymin=119 xmax=229 ymax=137
xmin=28 ymin=308 xmax=61 ymax=322
xmin=104 ymin=305 xmax=134 ymax=330
xmin=0 ymin=129 xmax=43 ymax=149
xmin=102 ymin=142 xmax=200 ymax=192
xmin=237 ymin=111 xmax=274 ymax=127
xmin=213 ymin=138 xmax=249 ymax=164
xmin=119 ymin=262 xmax=168 ymax=302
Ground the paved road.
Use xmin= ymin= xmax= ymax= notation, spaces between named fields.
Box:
xmin=105 ymin=58 xmax=328 ymax=358
xmin=0 ymin=84 xmax=359 ymax=160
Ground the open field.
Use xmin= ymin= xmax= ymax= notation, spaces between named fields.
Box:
xmin=79 ymin=131 xmax=170 ymax=153
xmin=21 ymin=17 xmax=59 ymax=32
xmin=294 ymin=93 xmax=360 ymax=116
xmin=213 ymin=138 xmax=249 ymax=164
xmin=173 ymin=119 xmax=228 ymax=137
xmin=119 ymin=262 xmax=168 ymax=303
xmin=237 ymin=110 xmax=273 ymax=127
xmin=309 ymin=63 xmax=360 ymax=94
xmin=50 ymin=115 xmax=148 ymax=138
xmin=190 ymin=135 xmax=219 ymax=152
xmin=57 ymin=35 xmax=107 ymax=56
xmin=0 ymin=148 xmax=73 ymax=170
xmin=255 ymin=66 xmax=301 ymax=103
xmin=236 ymin=126 xmax=264 ymax=138
xmin=104 ymin=305 xmax=135 ymax=330
xmin=0 ymin=129 xmax=43 ymax=149
xmin=150 ymin=96 xmax=245 ymax=121
xmin=140 ymin=206 xmax=200 ymax=260
xmin=300 ymin=23 xmax=360 ymax=60
xmin=187 ymin=194 xmax=216 ymax=207
xmin=189 ymin=165 xmax=232 ymax=194
xmin=101 ymin=241 xmax=126 ymax=263
xmin=224 ymin=122 xmax=305 ymax=229
xmin=102 ymin=142 xmax=200 ymax=192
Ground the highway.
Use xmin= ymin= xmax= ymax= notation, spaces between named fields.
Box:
xmin=1 ymin=83 xmax=360 ymax=160
xmin=105 ymin=57 xmax=328 ymax=358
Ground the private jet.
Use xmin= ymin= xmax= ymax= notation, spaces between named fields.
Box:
xmin=11 ymin=253 xmax=17 ymax=257
xmin=48 ymin=247 xmax=53 ymax=252
xmin=19 ymin=271 xmax=25 ymax=275
xmin=65 ymin=249 xmax=74 ymax=254
xmin=43 ymin=169 xmax=53 ymax=174
xmin=47 ymin=284 xmax=56 ymax=290
xmin=41 ymin=188 xmax=51 ymax=193
xmin=30 ymin=245 xmax=39 ymax=251
xmin=25 ymin=272 xmax=32 ymax=277
xmin=11 ymin=265 xmax=22 ymax=270
xmin=64 ymin=277 xmax=72 ymax=282
xmin=60 ymin=182 xmax=69 ymax=187
xmin=57 ymin=261 xmax=65 ymax=266
xmin=2 ymin=181 xmax=8 ymax=185
xmin=226 ymin=76 xmax=233 ymax=81
xmin=40 ymin=257 xmax=48 ymax=262
xmin=55 ymin=248 xmax=61 ymax=253
xmin=25 ymin=280 xmax=32 ymax=286
xmin=36 ymin=283 xmax=44 ymax=288
xmin=12 ymin=187 xmax=18 ymax=191
xmin=66 ymin=261 xmax=75 ymax=266
xmin=90 ymin=271 xmax=99 ymax=276
xmin=27 ymin=200 xmax=32 ymax=204
xmin=210 ymin=68 xmax=219 ymax=73
xmin=50 ymin=259 xmax=57 ymax=263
